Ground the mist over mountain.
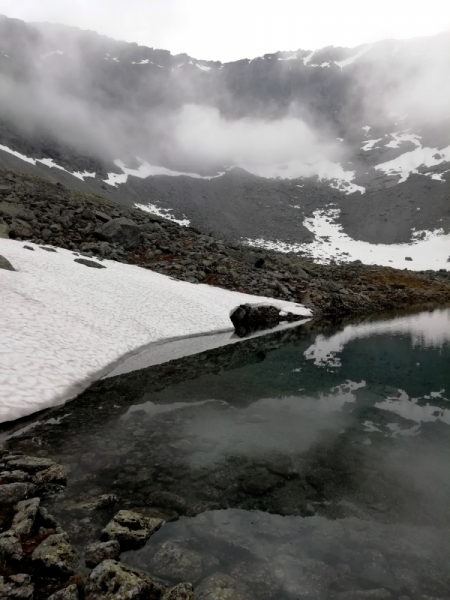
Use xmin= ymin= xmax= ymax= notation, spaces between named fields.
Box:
xmin=0 ymin=14 xmax=449 ymax=255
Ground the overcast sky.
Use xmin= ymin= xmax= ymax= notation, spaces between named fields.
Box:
xmin=0 ymin=0 xmax=449 ymax=61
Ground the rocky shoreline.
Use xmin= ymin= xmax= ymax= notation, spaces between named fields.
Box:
xmin=1 ymin=169 xmax=450 ymax=323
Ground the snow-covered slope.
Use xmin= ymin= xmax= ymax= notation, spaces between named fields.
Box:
xmin=0 ymin=239 xmax=310 ymax=423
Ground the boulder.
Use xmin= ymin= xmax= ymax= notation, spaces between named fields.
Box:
xmin=11 ymin=497 xmax=40 ymax=538
xmin=0 ymin=219 xmax=9 ymax=238
xmin=101 ymin=510 xmax=163 ymax=550
xmin=6 ymin=456 xmax=56 ymax=473
xmin=32 ymin=464 xmax=67 ymax=486
xmin=162 ymin=582 xmax=195 ymax=600
xmin=0 ymin=255 xmax=15 ymax=271
xmin=85 ymin=540 xmax=121 ymax=568
xmin=31 ymin=532 xmax=79 ymax=579
xmin=74 ymin=258 xmax=106 ymax=269
xmin=94 ymin=217 xmax=141 ymax=249
xmin=47 ymin=583 xmax=79 ymax=600
xmin=0 ymin=573 xmax=34 ymax=599
xmin=150 ymin=541 xmax=203 ymax=584
xmin=0 ymin=482 xmax=35 ymax=504
xmin=0 ymin=530 xmax=23 ymax=562
xmin=0 ymin=202 xmax=35 ymax=222
xmin=148 ymin=491 xmax=187 ymax=514
xmin=84 ymin=560 xmax=164 ymax=600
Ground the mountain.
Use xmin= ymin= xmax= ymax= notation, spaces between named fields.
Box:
xmin=0 ymin=14 xmax=449 ymax=264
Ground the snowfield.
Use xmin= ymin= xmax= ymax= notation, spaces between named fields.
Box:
xmin=0 ymin=239 xmax=311 ymax=423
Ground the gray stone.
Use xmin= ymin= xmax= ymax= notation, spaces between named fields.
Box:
xmin=150 ymin=541 xmax=203 ymax=584
xmin=162 ymin=582 xmax=195 ymax=600
xmin=282 ymin=558 xmax=338 ymax=598
xmin=0 ymin=219 xmax=9 ymax=238
xmin=101 ymin=510 xmax=163 ymax=550
xmin=0 ymin=574 xmax=33 ymax=599
xmin=23 ymin=245 xmax=34 ymax=251
xmin=0 ymin=202 xmax=35 ymax=222
xmin=85 ymin=559 xmax=164 ymax=600
xmin=11 ymin=497 xmax=40 ymax=538
xmin=334 ymin=591 xmax=392 ymax=599
xmin=0 ymin=470 xmax=29 ymax=483
xmin=47 ymin=583 xmax=79 ymax=600
xmin=31 ymin=532 xmax=79 ymax=578
xmin=32 ymin=464 xmax=67 ymax=486
xmin=85 ymin=540 xmax=121 ymax=568
xmin=95 ymin=217 xmax=141 ymax=249
xmin=74 ymin=258 xmax=106 ymax=269
xmin=94 ymin=210 xmax=111 ymax=222
xmin=196 ymin=573 xmax=254 ymax=600
xmin=0 ymin=482 xmax=34 ymax=504
xmin=230 ymin=562 xmax=283 ymax=600
xmin=6 ymin=456 xmax=55 ymax=473
xmin=81 ymin=494 xmax=118 ymax=511
xmin=0 ymin=530 xmax=23 ymax=561
xmin=0 ymin=255 xmax=15 ymax=271
xmin=148 ymin=491 xmax=187 ymax=514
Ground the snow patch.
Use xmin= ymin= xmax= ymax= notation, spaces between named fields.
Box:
xmin=334 ymin=44 xmax=372 ymax=69
xmin=195 ymin=63 xmax=211 ymax=71
xmin=278 ymin=53 xmax=297 ymax=61
xmin=375 ymin=144 xmax=450 ymax=183
xmin=303 ymin=51 xmax=315 ymax=65
xmin=135 ymin=202 xmax=190 ymax=226
xmin=385 ymin=132 xmax=422 ymax=149
xmin=0 ymin=238 xmax=311 ymax=423
xmin=0 ymin=144 xmax=96 ymax=181
xmin=245 ymin=208 xmax=450 ymax=271
xmin=361 ymin=139 xmax=382 ymax=151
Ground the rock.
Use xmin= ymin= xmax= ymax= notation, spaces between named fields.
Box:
xmin=148 ymin=491 xmax=187 ymax=514
xmin=0 ymin=185 xmax=12 ymax=195
xmin=94 ymin=210 xmax=111 ymax=223
xmin=0 ymin=201 xmax=35 ymax=222
xmin=0 ymin=470 xmax=30 ymax=483
xmin=101 ymin=510 xmax=163 ymax=550
xmin=0 ymin=219 xmax=9 ymax=238
xmin=6 ymin=456 xmax=56 ymax=473
xmin=23 ymin=245 xmax=34 ymax=251
xmin=334 ymin=591 xmax=392 ymax=599
xmin=74 ymin=258 xmax=106 ymax=269
xmin=94 ymin=217 xmax=141 ymax=249
xmin=85 ymin=540 xmax=121 ymax=568
xmin=81 ymin=494 xmax=118 ymax=510
xmin=0 ymin=530 xmax=23 ymax=562
xmin=31 ymin=532 xmax=79 ymax=579
xmin=0 ymin=574 xmax=34 ymax=599
xmin=162 ymin=582 xmax=195 ymax=600
xmin=230 ymin=562 xmax=283 ymax=600
xmin=33 ymin=464 xmax=67 ymax=486
xmin=85 ymin=559 xmax=164 ymax=600
xmin=405 ymin=257 xmax=413 ymax=261
xmin=196 ymin=573 xmax=254 ymax=600
xmin=38 ymin=506 xmax=59 ymax=529
xmin=47 ymin=583 xmax=79 ymax=600
xmin=150 ymin=541 xmax=203 ymax=584
xmin=0 ymin=255 xmax=15 ymax=271
xmin=11 ymin=497 xmax=40 ymax=538
xmin=9 ymin=221 xmax=34 ymax=239
xmin=282 ymin=558 xmax=338 ymax=598
xmin=0 ymin=482 xmax=35 ymax=504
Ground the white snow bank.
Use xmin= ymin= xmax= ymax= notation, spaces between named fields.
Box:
xmin=245 ymin=208 xmax=450 ymax=271
xmin=334 ymin=44 xmax=372 ymax=69
xmin=375 ymin=144 xmax=450 ymax=183
xmin=135 ymin=202 xmax=190 ymax=227
xmin=0 ymin=144 xmax=96 ymax=181
xmin=0 ymin=239 xmax=311 ymax=423
xmin=103 ymin=158 xmax=224 ymax=186
xmin=385 ymin=132 xmax=422 ymax=149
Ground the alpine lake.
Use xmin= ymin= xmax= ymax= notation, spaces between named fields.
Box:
xmin=3 ymin=307 xmax=450 ymax=599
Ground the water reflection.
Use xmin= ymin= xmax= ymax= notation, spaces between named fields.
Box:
xmin=3 ymin=307 xmax=450 ymax=598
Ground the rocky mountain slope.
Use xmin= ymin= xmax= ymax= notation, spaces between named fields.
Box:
xmin=0 ymin=15 xmax=449 ymax=259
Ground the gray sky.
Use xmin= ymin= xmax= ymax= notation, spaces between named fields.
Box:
xmin=0 ymin=0 xmax=449 ymax=61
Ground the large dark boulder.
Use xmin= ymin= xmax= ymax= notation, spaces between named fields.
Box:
xmin=94 ymin=218 xmax=141 ymax=249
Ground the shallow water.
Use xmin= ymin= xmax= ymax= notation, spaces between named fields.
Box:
xmin=6 ymin=307 xmax=450 ymax=598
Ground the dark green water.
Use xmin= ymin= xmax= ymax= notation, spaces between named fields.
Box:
xmin=6 ymin=308 xmax=450 ymax=598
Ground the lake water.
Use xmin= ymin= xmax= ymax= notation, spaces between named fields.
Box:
xmin=5 ymin=307 xmax=450 ymax=599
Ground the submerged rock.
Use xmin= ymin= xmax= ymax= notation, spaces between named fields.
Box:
xmin=31 ymin=532 xmax=79 ymax=579
xmin=101 ymin=510 xmax=163 ymax=550
xmin=85 ymin=559 xmax=164 ymax=600
xmin=150 ymin=541 xmax=204 ymax=584
xmin=148 ymin=491 xmax=187 ymax=514
xmin=196 ymin=572 xmax=254 ymax=600
xmin=162 ymin=582 xmax=195 ymax=600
